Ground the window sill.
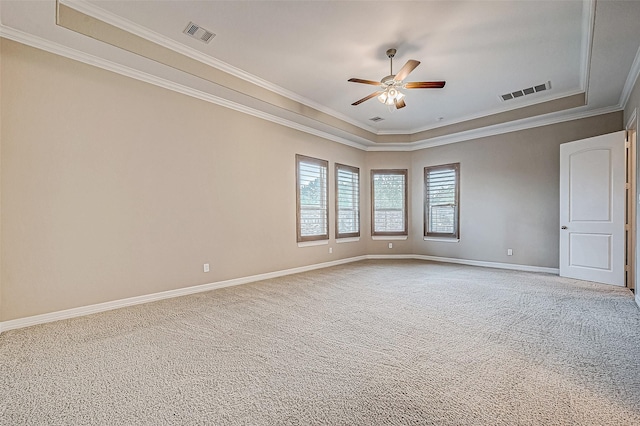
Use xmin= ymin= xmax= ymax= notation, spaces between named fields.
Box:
xmin=297 ymin=240 xmax=329 ymax=248
xmin=423 ymin=237 xmax=460 ymax=243
xmin=336 ymin=237 xmax=360 ymax=244
xmin=372 ymin=236 xmax=408 ymax=241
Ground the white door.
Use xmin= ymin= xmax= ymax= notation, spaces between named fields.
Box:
xmin=559 ymin=131 xmax=626 ymax=286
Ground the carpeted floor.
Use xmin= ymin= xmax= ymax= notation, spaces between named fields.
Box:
xmin=1 ymin=259 xmax=640 ymax=425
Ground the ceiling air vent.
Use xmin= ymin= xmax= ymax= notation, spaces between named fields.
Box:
xmin=183 ymin=22 xmax=216 ymax=43
xmin=500 ymin=81 xmax=551 ymax=102
xmin=369 ymin=116 xmax=384 ymax=122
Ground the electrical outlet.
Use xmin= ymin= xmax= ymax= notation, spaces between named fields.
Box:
xmin=203 ymin=263 xmax=210 ymax=272
xmin=507 ymin=249 xmax=513 ymax=256
xmin=388 ymin=243 xmax=393 ymax=249
xmin=329 ymin=247 xmax=333 ymax=254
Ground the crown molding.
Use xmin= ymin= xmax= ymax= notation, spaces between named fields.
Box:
xmin=408 ymin=104 xmax=623 ymax=151
xmin=58 ymin=0 xmax=378 ymax=135
xmin=0 ymin=25 xmax=621 ymax=154
xmin=0 ymin=25 xmax=372 ymax=151
xmin=377 ymin=89 xmax=586 ymax=136
xmin=367 ymin=104 xmax=622 ymax=152
xmin=58 ymin=0 xmax=598 ymax=138
xmin=0 ymin=17 xmax=623 ymax=155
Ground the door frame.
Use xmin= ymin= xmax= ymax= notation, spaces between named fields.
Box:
xmin=628 ymin=109 xmax=638 ymax=294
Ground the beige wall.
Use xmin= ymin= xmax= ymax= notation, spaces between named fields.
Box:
xmin=410 ymin=113 xmax=622 ymax=268
xmin=624 ymin=68 xmax=640 ymax=300
xmin=624 ymin=72 xmax=640 ymax=127
xmin=0 ymin=38 xmax=2 ymax=323
xmin=0 ymin=40 xmax=367 ymax=321
xmin=0 ymin=38 xmax=627 ymax=322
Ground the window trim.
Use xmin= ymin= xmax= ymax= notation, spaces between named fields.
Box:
xmin=371 ymin=169 xmax=408 ymax=237
xmin=424 ymin=163 xmax=460 ymax=239
xmin=335 ymin=163 xmax=361 ymax=239
xmin=296 ymin=154 xmax=329 ymax=243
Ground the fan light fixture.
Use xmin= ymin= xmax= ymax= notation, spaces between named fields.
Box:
xmin=378 ymin=87 xmax=405 ymax=105
xmin=348 ymin=48 xmax=446 ymax=110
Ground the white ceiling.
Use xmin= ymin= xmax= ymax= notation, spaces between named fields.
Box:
xmin=1 ymin=0 xmax=640 ymax=148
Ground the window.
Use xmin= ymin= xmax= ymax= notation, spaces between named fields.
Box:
xmin=335 ymin=163 xmax=360 ymax=239
xmin=371 ymin=169 xmax=408 ymax=236
xmin=424 ymin=163 xmax=460 ymax=239
xmin=296 ymin=155 xmax=329 ymax=242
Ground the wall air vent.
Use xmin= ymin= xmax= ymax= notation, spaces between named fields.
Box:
xmin=183 ymin=22 xmax=216 ymax=43
xmin=369 ymin=116 xmax=384 ymax=122
xmin=500 ymin=81 xmax=551 ymax=102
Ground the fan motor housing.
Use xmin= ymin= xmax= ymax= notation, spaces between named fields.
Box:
xmin=381 ymin=75 xmax=398 ymax=85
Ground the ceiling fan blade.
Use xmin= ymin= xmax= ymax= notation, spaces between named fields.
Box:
xmin=395 ymin=98 xmax=406 ymax=109
xmin=404 ymin=81 xmax=446 ymax=89
xmin=352 ymin=91 xmax=383 ymax=106
xmin=394 ymin=60 xmax=420 ymax=82
xmin=348 ymin=78 xmax=383 ymax=86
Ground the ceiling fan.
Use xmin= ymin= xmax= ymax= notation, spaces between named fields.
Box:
xmin=348 ymin=48 xmax=446 ymax=109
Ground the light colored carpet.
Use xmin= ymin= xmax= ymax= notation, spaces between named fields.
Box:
xmin=1 ymin=259 xmax=640 ymax=425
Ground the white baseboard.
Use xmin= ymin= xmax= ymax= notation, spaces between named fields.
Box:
xmin=365 ymin=254 xmax=558 ymax=274
xmin=0 ymin=254 xmax=557 ymax=334
xmin=409 ymin=254 xmax=560 ymax=274
xmin=0 ymin=255 xmax=367 ymax=334
xmin=636 ymin=292 xmax=640 ymax=309
xmin=366 ymin=254 xmax=417 ymax=260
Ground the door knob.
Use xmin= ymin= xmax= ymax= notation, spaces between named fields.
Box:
xmin=561 ymin=226 xmax=568 ymax=229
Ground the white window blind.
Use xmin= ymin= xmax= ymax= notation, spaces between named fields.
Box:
xmin=296 ymin=155 xmax=328 ymax=242
xmin=371 ymin=170 xmax=408 ymax=236
xmin=425 ymin=163 xmax=460 ymax=238
xmin=336 ymin=164 xmax=360 ymax=238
